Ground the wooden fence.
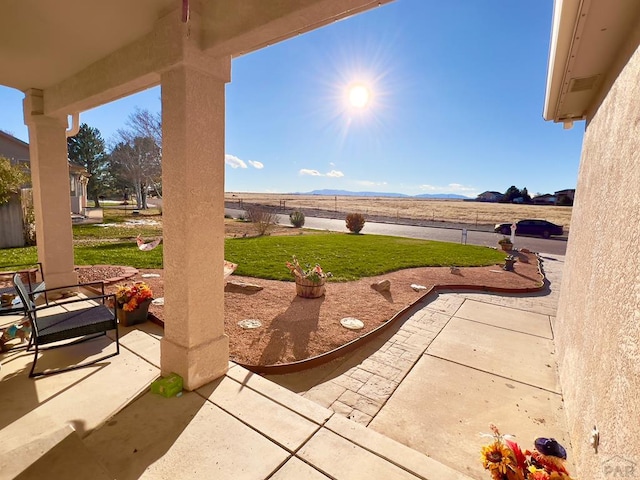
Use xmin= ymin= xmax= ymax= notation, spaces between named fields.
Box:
xmin=0 ymin=193 xmax=25 ymax=248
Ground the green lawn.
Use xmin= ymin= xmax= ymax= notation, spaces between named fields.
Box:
xmin=0 ymin=232 xmax=505 ymax=282
xmin=225 ymin=234 xmax=504 ymax=281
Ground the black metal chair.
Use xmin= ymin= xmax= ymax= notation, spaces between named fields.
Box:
xmin=0 ymin=263 xmax=45 ymax=317
xmin=12 ymin=274 xmax=120 ymax=378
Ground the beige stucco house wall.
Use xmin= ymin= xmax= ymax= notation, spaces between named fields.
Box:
xmin=546 ymin=3 xmax=640 ymax=478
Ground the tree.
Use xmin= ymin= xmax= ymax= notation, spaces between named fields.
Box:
xmin=501 ymin=185 xmax=532 ymax=204
xmin=109 ymin=109 xmax=162 ymax=208
xmin=67 ymin=123 xmax=109 ymax=207
xmin=502 ymin=185 xmax=521 ymax=203
xmin=0 ymin=156 xmax=28 ymax=205
xmin=109 ymin=136 xmax=161 ymax=209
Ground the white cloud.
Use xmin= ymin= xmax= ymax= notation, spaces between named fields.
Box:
xmin=326 ymin=170 xmax=344 ymax=178
xmin=356 ymin=180 xmax=388 ymax=187
xmin=419 ymin=183 xmax=477 ymax=194
xmin=248 ymin=160 xmax=264 ymax=169
xmin=299 ymin=169 xmax=323 ymax=176
xmin=447 ymin=183 xmax=475 ymax=192
xmin=225 ymin=154 xmax=247 ymax=169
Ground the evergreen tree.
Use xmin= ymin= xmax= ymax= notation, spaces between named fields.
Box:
xmin=502 ymin=185 xmax=521 ymax=203
xmin=67 ymin=123 xmax=108 ymax=207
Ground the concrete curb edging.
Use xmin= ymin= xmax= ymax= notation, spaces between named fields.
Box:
xmin=238 ymin=254 xmax=546 ymax=375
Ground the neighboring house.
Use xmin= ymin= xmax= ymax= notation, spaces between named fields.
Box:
xmin=532 ymin=193 xmax=556 ymax=205
xmin=544 ymin=0 xmax=640 ymax=477
xmin=476 ymin=191 xmax=504 ymax=202
xmin=0 ymin=129 xmax=30 ymax=166
xmin=553 ymin=188 xmax=575 ymax=205
xmin=0 ymin=130 xmax=89 ymax=215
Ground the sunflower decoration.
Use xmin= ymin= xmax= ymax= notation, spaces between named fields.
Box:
xmin=481 ymin=440 xmax=517 ymax=479
xmin=480 ymin=425 xmax=574 ymax=480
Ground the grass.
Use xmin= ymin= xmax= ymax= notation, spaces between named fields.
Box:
xmin=225 ymin=233 xmax=505 ymax=281
xmin=0 ymin=243 xmax=164 ymax=270
xmin=73 ymin=224 xmax=163 ymax=240
xmin=0 ymin=232 xmax=504 ymax=281
xmin=72 ymin=206 xmax=163 ymax=240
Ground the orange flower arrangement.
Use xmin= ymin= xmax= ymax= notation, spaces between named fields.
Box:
xmin=115 ymin=282 xmax=153 ymax=312
xmin=480 ymin=424 xmax=574 ymax=480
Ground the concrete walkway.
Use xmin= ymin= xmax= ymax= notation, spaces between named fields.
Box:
xmin=267 ymin=254 xmax=569 ymax=479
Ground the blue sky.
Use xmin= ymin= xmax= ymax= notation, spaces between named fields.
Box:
xmin=0 ymin=0 xmax=584 ymax=198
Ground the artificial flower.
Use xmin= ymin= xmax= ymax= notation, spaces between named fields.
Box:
xmin=286 ymin=256 xmax=331 ymax=283
xmin=116 ymin=281 xmax=153 ymax=311
xmin=480 ymin=425 xmax=574 ymax=480
xmin=481 ymin=441 xmax=515 ymax=476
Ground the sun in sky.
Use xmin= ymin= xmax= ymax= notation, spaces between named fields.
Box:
xmin=347 ymin=83 xmax=371 ymax=109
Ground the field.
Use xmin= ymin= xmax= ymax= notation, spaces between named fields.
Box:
xmin=225 ymin=193 xmax=573 ymax=230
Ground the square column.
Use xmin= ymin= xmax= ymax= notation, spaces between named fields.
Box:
xmin=160 ymin=60 xmax=230 ymax=390
xmin=23 ymin=90 xmax=78 ymax=288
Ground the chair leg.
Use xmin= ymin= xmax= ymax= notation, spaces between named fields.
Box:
xmin=29 ymin=343 xmax=39 ymax=378
xmin=29 ymin=330 xmax=120 ymax=378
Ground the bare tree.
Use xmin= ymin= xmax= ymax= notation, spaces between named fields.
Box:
xmin=109 ymin=137 xmax=160 ymax=209
xmin=109 ymin=109 xmax=162 ymax=208
xmin=245 ymin=205 xmax=278 ymax=236
xmin=121 ymin=107 xmax=162 ymax=150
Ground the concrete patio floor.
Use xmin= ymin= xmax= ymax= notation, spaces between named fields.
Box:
xmin=0 ymin=253 xmax=569 ymax=479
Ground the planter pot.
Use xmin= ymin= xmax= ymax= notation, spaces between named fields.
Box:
xmin=503 ymin=259 xmax=517 ymax=271
xmin=295 ymin=278 xmax=326 ymax=298
xmin=499 ymin=243 xmax=513 ymax=252
xmin=117 ymin=299 xmax=152 ymax=327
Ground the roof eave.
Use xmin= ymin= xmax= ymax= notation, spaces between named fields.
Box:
xmin=543 ymin=0 xmax=582 ymax=123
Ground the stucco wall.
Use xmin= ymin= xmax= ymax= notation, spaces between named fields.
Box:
xmin=555 ymin=35 xmax=640 ymax=479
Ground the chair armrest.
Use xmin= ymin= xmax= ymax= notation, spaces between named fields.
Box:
xmin=29 ymin=293 xmax=117 ymax=316
xmin=35 ymin=281 xmax=106 ymax=297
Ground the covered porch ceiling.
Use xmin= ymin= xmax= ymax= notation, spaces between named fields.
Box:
xmin=0 ymin=0 xmax=391 ymax=114
xmin=544 ymin=0 xmax=640 ymax=124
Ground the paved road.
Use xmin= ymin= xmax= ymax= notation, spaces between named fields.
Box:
xmin=225 ymin=208 xmax=568 ymax=255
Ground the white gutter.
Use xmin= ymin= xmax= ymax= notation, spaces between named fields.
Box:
xmin=543 ymin=0 xmax=582 ymax=122
xmin=65 ymin=112 xmax=80 ymax=137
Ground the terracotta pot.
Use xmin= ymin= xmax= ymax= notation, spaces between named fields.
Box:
xmin=295 ymin=278 xmax=326 ymax=298
xmin=499 ymin=242 xmax=513 ymax=251
xmin=117 ymin=299 xmax=152 ymax=327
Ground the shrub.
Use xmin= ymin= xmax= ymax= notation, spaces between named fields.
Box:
xmin=345 ymin=212 xmax=365 ymax=234
xmin=245 ymin=205 xmax=278 ymax=236
xmin=289 ymin=211 xmax=305 ymax=228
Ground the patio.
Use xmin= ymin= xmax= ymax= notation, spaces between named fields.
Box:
xmin=0 ymin=306 xmax=470 ymax=479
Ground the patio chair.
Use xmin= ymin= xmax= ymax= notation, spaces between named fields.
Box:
xmin=12 ymin=274 xmax=120 ymax=378
xmin=0 ymin=263 xmax=46 ymax=317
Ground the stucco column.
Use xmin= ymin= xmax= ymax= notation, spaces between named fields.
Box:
xmin=23 ymin=89 xmax=78 ymax=288
xmin=160 ymin=59 xmax=230 ymax=390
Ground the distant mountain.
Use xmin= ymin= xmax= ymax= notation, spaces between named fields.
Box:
xmin=302 ymin=189 xmax=470 ymax=199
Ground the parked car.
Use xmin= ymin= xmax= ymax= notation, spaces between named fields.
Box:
xmin=494 ymin=219 xmax=564 ymax=238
